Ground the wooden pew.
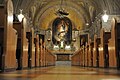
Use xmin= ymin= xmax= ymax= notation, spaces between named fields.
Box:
xmin=79 ymin=48 xmax=84 ymax=66
xmin=34 ymin=34 xmax=40 ymax=67
xmin=38 ymin=41 xmax=45 ymax=67
xmin=88 ymin=39 xmax=94 ymax=67
xmin=13 ymin=18 xmax=28 ymax=70
xmin=87 ymin=44 xmax=90 ymax=67
xmin=85 ymin=43 xmax=89 ymax=67
xmin=31 ymin=29 xmax=35 ymax=68
xmin=79 ymin=34 xmax=89 ymax=67
xmin=39 ymin=34 xmax=45 ymax=67
xmin=81 ymin=45 xmax=86 ymax=67
xmin=39 ymin=38 xmax=43 ymax=67
xmin=26 ymin=28 xmax=35 ymax=68
xmin=89 ymin=41 xmax=94 ymax=67
xmin=108 ymin=18 xmax=120 ymax=69
xmin=0 ymin=0 xmax=17 ymax=71
xmin=99 ymin=29 xmax=111 ymax=68
xmin=71 ymin=50 xmax=80 ymax=66
xmin=40 ymin=39 xmax=44 ymax=67
xmin=43 ymin=42 xmax=46 ymax=67
xmin=45 ymin=49 xmax=55 ymax=66
xmin=93 ymin=35 xmax=101 ymax=67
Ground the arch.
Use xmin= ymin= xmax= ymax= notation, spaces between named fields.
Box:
xmin=33 ymin=1 xmax=93 ymax=30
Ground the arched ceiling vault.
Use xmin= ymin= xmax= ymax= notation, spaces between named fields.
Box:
xmin=34 ymin=1 xmax=86 ymax=30
xmin=33 ymin=0 xmax=98 ymax=30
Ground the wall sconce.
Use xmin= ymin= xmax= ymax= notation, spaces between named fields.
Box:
xmin=47 ymin=38 xmax=51 ymax=42
xmin=72 ymin=28 xmax=79 ymax=42
xmin=46 ymin=28 xmax=51 ymax=42
xmin=18 ymin=9 xmax=24 ymax=22
xmin=72 ymin=38 xmax=76 ymax=42
xmin=102 ymin=10 xmax=109 ymax=22
xmin=65 ymin=45 xmax=71 ymax=50
xmin=53 ymin=44 xmax=59 ymax=50
xmin=86 ymin=23 xmax=89 ymax=26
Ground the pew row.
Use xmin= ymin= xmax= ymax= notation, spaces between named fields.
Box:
xmin=39 ymin=36 xmax=45 ymax=67
xmin=108 ymin=18 xmax=120 ymax=69
xmin=88 ymin=40 xmax=94 ymax=67
xmin=99 ymin=29 xmax=111 ymax=68
xmin=93 ymin=35 xmax=101 ymax=67
xmin=26 ymin=28 xmax=35 ymax=68
xmin=13 ymin=19 xmax=28 ymax=70
xmin=85 ymin=43 xmax=89 ymax=67
xmin=34 ymin=35 xmax=40 ymax=67
xmin=71 ymin=50 xmax=80 ymax=66
xmin=0 ymin=0 xmax=17 ymax=71
xmin=45 ymin=49 xmax=56 ymax=66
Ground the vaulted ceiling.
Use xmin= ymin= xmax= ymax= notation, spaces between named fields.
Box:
xmin=0 ymin=0 xmax=120 ymax=31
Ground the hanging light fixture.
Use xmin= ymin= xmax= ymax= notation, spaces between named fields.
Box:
xmin=102 ymin=10 xmax=109 ymax=22
xmin=72 ymin=28 xmax=77 ymax=42
xmin=18 ymin=9 xmax=24 ymax=22
xmin=55 ymin=0 xmax=69 ymax=18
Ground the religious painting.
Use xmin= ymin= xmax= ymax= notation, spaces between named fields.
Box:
xmin=52 ymin=17 xmax=72 ymax=45
xmin=80 ymin=34 xmax=88 ymax=46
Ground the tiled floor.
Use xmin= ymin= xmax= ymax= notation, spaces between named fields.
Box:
xmin=0 ymin=66 xmax=120 ymax=80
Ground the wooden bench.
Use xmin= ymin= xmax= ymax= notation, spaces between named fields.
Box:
xmin=88 ymin=41 xmax=94 ymax=67
xmin=71 ymin=50 xmax=80 ymax=66
xmin=93 ymin=35 xmax=101 ymax=67
xmin=108 ymin=18 xmax=120 ymax=69
xmin=79 ymin=49 xmax=84 ymax=66
xmin=45 ymin=49 xmax=55 ymax=66
xmin=79 ymin=34 xmax=89 ymax=67
xmin=34 ymin=34 xmax=40 ymax=67
xmin=99 ymin=29 xmax=111 ymax=68
xmin=26 ymin=28 xmax=35 ymax=68
xmin=0 ymin=0 xmax=17 ymax=71
xmin=39 ymin=34 xmax=46 ymax=67
xmin=85 ymin=43 xmax=89 ymax=67
xmin=13 ymin=19 xmax=28 ymax=70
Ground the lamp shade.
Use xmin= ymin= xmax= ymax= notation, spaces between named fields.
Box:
xmin=102 ymin=11 xmax=109 ymax=22
xmin=18 ymin=9 xmax=24 ymax=22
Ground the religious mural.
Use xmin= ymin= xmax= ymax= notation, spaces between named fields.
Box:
xmin=52 ymin=17 xmax=72 ymax=45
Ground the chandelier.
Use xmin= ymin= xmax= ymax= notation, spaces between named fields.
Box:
xmin=18 ymin=9 xmax=24 ymax=22
xmin=102 ymin=10 xmax=109 ymax=22
xmin=55 ymin=0 xmax=69 ymax=18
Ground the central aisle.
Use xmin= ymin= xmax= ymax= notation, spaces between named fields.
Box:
xmin=0 ymin=64 xmax=120 ymax=80
xmin=32 ymin=66 xmax=120 ymax=80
